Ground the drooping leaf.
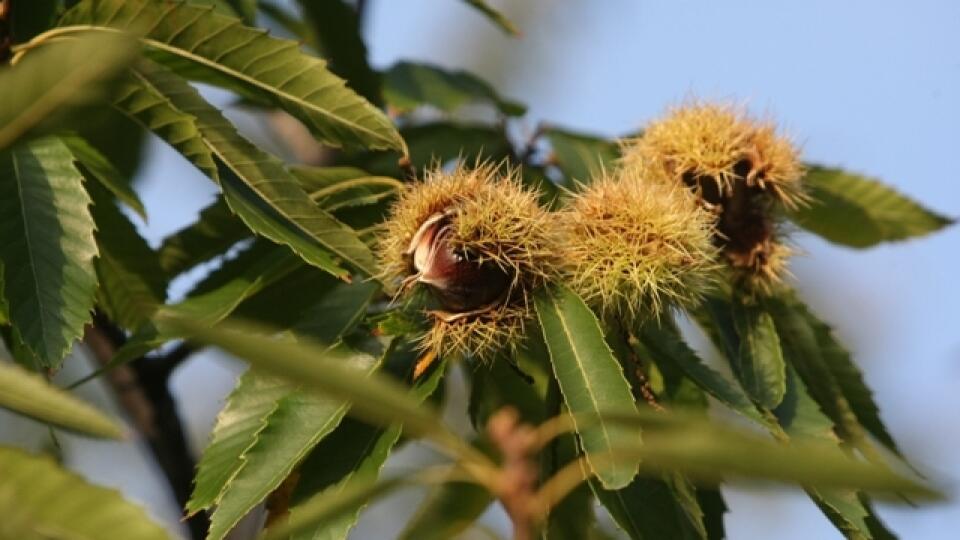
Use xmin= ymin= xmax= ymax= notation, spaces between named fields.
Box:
xmin=594 ymin=475 xmax=705 ymax=540
xmin=200 ymin=283 xmax=381 ymax=540
xmin=0 ymin=32 xmax=139 ymax=150
xmin=776 ymin=365 xmax=885 ymax=538
xmin=789 ymin=166 xmax=953 ymax=248
xmin=295 ymin=0 xmax=382 ymax=106
xmin=163 ymin=318 xmax=449 ymax=444
xmin=0 ymin=446 xmax=171 ymax=540
xmin=0 ymin=361 xmax=123 ymax=438
xmin=696 ymin=487 xmax=728 ymax=540
xmin=186 ymin=371 xmax=293 ymax=515
xmin=63 ymin=134 xmax=147 ymax=219
xmin=121 ymin=60 xmax=378 ymax=278
xmin=637 ymin=323 xmax=764 ymax=424
xmin=383 ymin=61 xmax=525 ymax=116
xmin=77 ymin=107 xmax=148 ymax=183
xmin=157 ymin=196 xmax=247 ymax=278
xmin=60 ymin=0 xmax=405 ymax=152
xmin=730 ymin=299 xmax=787 ymax=410
xmin=765 ymin=294 xmax=897 ymax=457
xmin=544 ymin=128 xmax=619 ymax=186
xmin=605 ymin=410 xmax=934 ymax=497
xmin=290 ymin=350 xmax=447 ymax=540
xmin=0 ymin=137 xmax=98 ymax=369
xmin=534 ymin=285 xmax=641 ymax=490
xmin=87 ymin=183 xmax=165 ymax=330
xmin=462 ymin=0 xmax=520 ymax=36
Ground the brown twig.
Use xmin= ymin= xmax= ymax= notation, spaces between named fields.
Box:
xmin=84 ymin=313 xmax=208 ymax=540
xmin=487 ymin=407 xmax=540 ymax=540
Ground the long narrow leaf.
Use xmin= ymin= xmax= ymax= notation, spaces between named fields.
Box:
xmin=60 ymin=0 xmax=405 ymax=152
xmin=0 ymin=446 xmax=171 ymax=540
xmin=0 ymin=137 xmax=98 ymax=369
xmin=789 ymin=166 xmax=953 ymax=248
xmin=0 ymin=362 xmax=123 ymax=438
xmin=534 ymin=285 xmax=641 ymax=490
xmin=120 ymin=60 xmax=376 ymax=278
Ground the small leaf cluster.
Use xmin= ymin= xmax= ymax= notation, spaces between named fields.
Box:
xmin=0 ymin=2 xmax=953 ymax=540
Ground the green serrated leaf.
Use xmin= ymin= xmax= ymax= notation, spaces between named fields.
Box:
xmin=295 ymin=0 xmax=382 ymax=106
xmin=63 ymin=135 xmax=147 ymax=219
xmin=0 ymin=361 xmax=123 ymax=438
xmin=187 ymin=371 xmax=292 ymax=514
xmin=60 ymin=0 xmax=405 ymax=152
xmin=143 ymin=60 xmax=375 ymax=278
xmin=0 ymin=32 xmax=139 ymax=150
xmin=730 ymin=299 xmax=786 ymax=410
xmin=777 ymin=365 xmax=882 ymax=539
xmin=535 ymin=285 xmax=641 ymax=490
xmin=638 ymin=323 xmax=764 ymax=425
xmin=0 ymin=446 xmax=172 ymax=540
xmin=165 ymin=318 xmax=449 ymax=446
xmin=0 ymin=137 xmax=98 ymax=369
xmin=88 ymin=183 xmax=165 ymax=330
xmin=194 ymin=283 xmax=381 ymax=539
xmin=545 ymin=128 xmax=619 ymax=186
xmin=765 ymin=294 xmax=897 ymax=458
xmin=594 ymin=475 xmax=705 ymax=540
xmin=290 ymin=349 xmax=448 ymax=540
xmin=789 ymin=166 xmax=953 ymax=248
xmin=462 ymin=0 xmax=520 ymax=36
xmin=383 ymin=61 xmax=526 ymax=116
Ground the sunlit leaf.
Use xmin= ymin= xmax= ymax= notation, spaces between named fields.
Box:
xmin=535 ymin=285 xmax=641 ymax=490
xmin=0 ymin=446 xmax=171 ymax=540
xmin=0 ymin=137 xmax=98 ymax=369
xmin=61 ymin=0 xmax=405 ymax=152
xmin=789 ymin=166 xmax=953 ymax=248
xmin=295 ymin=0 xmax=382 ymax=106
xmin=0 ymin=361 xmax=123 ymax=438
xmin=119 ymin=60 xmax=376 ymax=278
xmin=200 ymin=283 xmax=381 ymax=540
xmin=290 ymin=349 xmax=447 ymax=540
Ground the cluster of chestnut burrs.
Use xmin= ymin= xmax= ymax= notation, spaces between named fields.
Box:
xmin=378 ymin=102 xmax=806 ymax=361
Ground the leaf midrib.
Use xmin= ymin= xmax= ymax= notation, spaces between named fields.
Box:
xmin=548 ymin=295 xmax=618 ymax=467
xmin=10 ymin=150 xmax=51 ymax=359
xmin=126 ymin=66 xmax=372 ymax=276
xmin=50 ymin=24 xmax=398 ymax=150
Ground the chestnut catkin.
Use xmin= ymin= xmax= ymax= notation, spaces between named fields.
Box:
xmin=560 ymin=169 xmax=720 ymax=320
xmin=621 ymin=103 xmax=806 ymax=289
xmin=378 ymin=163 xmax=557 ymax=360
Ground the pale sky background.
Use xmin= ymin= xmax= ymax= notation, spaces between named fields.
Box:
xmin=2 ymin=1 xmax=958 ymax=539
